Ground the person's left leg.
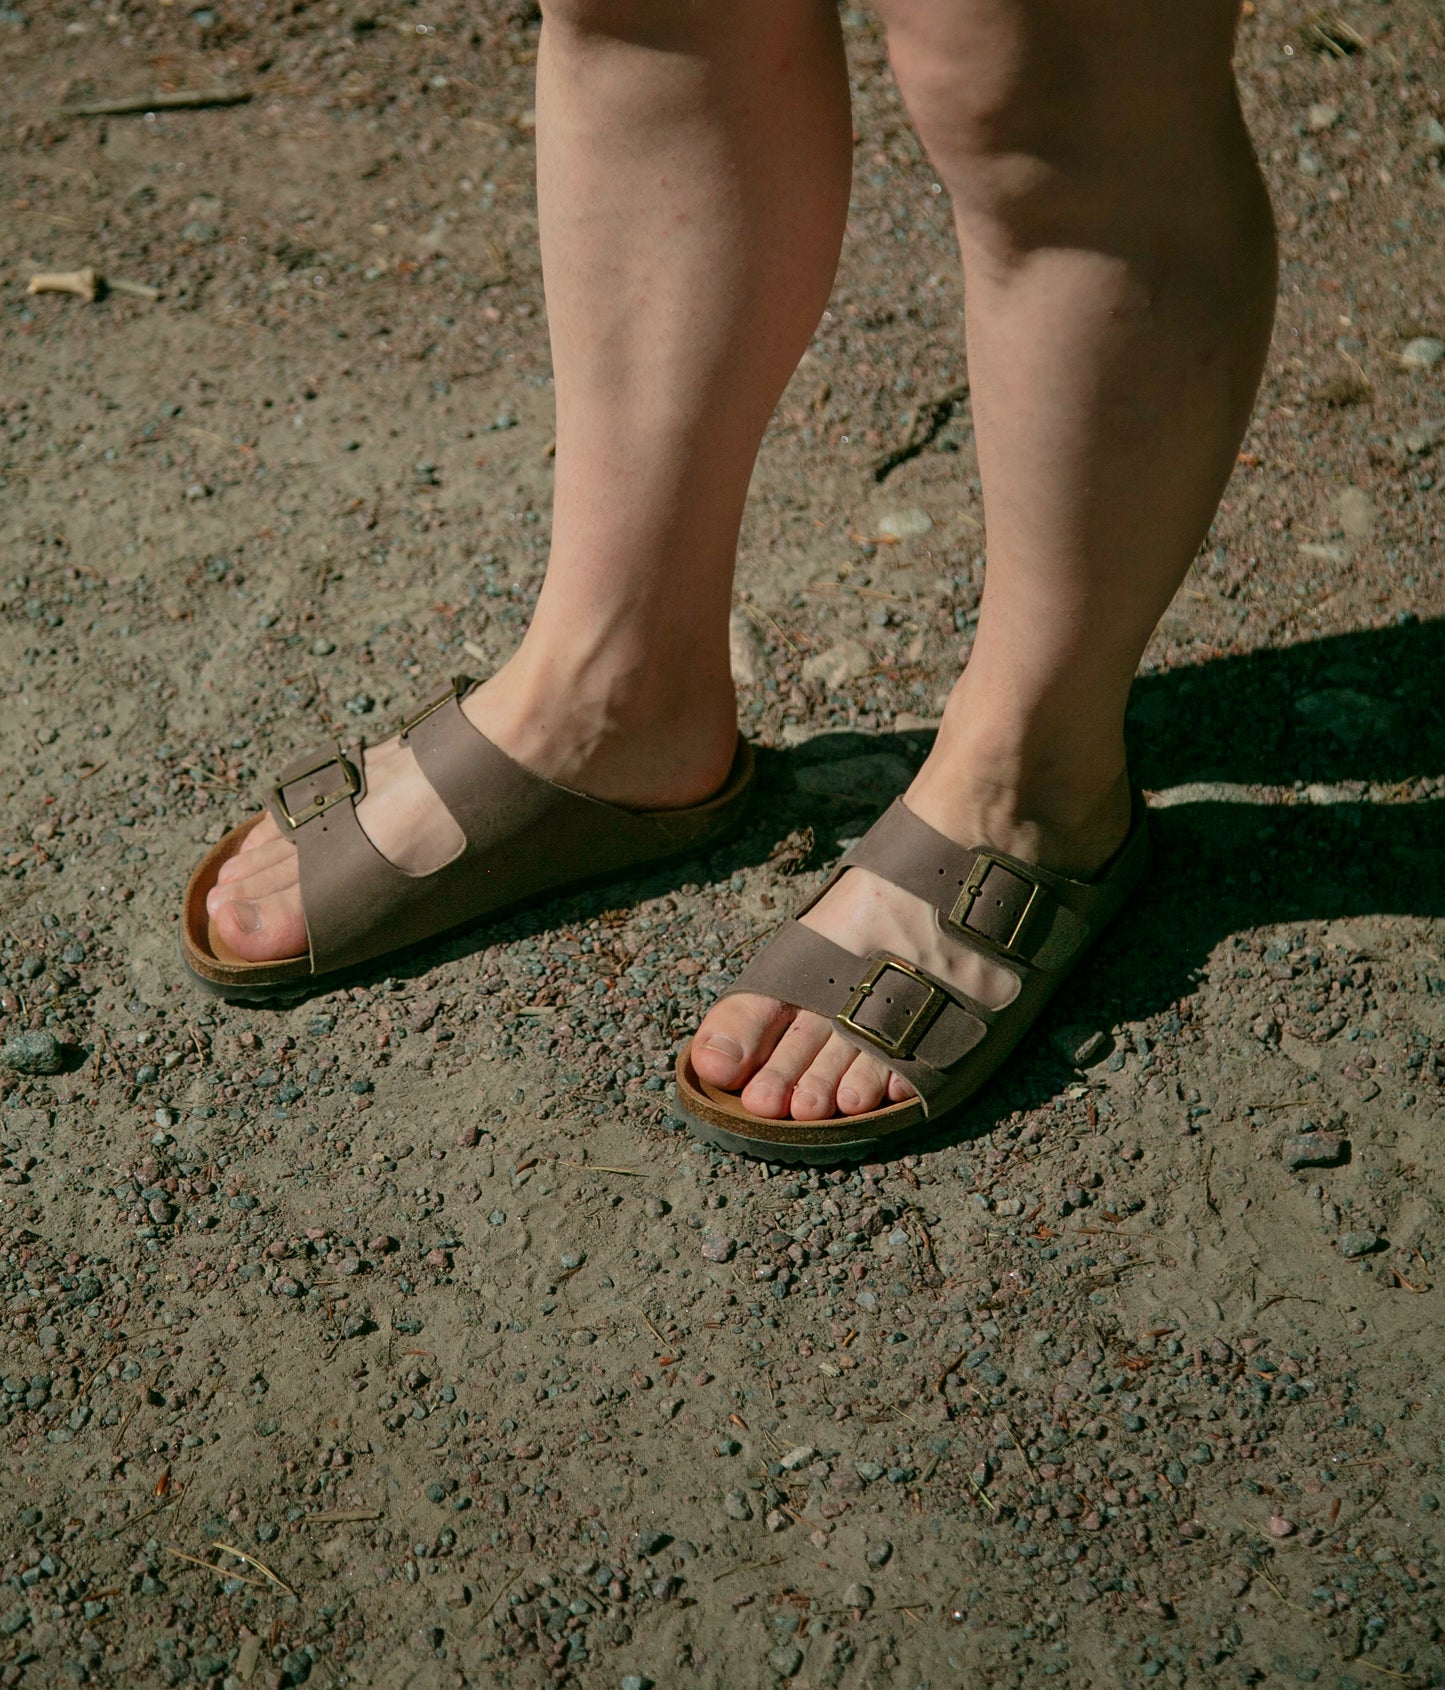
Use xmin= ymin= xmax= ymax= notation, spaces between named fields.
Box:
xmin=691 ymin=0 xmax=1277 ymax=1122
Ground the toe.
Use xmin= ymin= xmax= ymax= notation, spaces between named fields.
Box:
xmin=216 ymin=834 xmax=296 ymax=886
xmin=239 ymin=812 xmax=280 ymax=855
xmin=691 ymin=993 xmax=792 ymax=1091
xmin=886 ymin=1069 xmax=917 ymax=1104
xmin=739 ymin=1011 xmax=831 ymax=1120
xmin=789 ymin=1032 xmax=868 ymax=1121
xmin=207 ymin=885 xmax=309 ymax=962
xmin=836 ymin=1049 xmax=897 ymax=1115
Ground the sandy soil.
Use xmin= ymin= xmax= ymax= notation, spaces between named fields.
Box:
xmin=1 ymin=1 xmax=1443 ymax=1686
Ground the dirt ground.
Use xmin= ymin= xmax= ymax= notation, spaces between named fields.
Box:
xmin=1 ymin=2 xmax=1443 ymax=1687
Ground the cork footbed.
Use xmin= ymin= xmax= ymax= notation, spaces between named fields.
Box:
xmin=179 ymin=815 xmax=314 ymax=997
xmin=674 ymin=1046 xmax=928 ymax=1162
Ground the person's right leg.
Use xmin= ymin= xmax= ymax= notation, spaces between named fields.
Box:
xmin=206 ymin=0 xmax=852 ymax=960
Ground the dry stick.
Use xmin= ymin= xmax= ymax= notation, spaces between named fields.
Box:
xmin=301 ymin=1508 xmax=383 ymax=1526
xmin=475 ymin=1569 xmax=521 ymax=1624
xmin=167 ymin=1545 xmax=271 ymax=1591
xmin=711 ymin=1555 xmax=785 ymax=1583
xmin=107 ymin=1485 xmax=186 ymax=1541
xmin=211 ymin=1541 xmax=297 ymax=1598
xmin=64 ymin=88 xmax=254 ymax=117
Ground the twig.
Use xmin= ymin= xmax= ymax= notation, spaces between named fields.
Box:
xmin=300 ymin=1508 xmax=382 ymax=1525
xmin=65 ymin=88 xmax=253 ymax=118
xmin=711 ymin=1555 xmax=785 ymax=1583
xmin=562 ymin=1161 xmax=644 ymax=1177
xmin=166 ymin=1545 xmax=270 ymax=1590
xmin=106 ymin=1485 xmax=185 ymax=1541
xmin=476 ymin=1569 xmax=521 ymax=1623
xmin=870 ymin=380 xmax=970 ymax=482
xmin=211 ymin=1541 xmax=297 ymax=1598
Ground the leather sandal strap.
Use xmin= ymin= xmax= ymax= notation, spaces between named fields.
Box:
xmin=265 ymin=739 xmax=423 ymax=973
xmin=256 ymin=679 xmax=754 ymax=978
xmin=837 ymin=799 xmax=1095 ymax=971
xmin=728 ymin=920 xmax=993 ymax=1111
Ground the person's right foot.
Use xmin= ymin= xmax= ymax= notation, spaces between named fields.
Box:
xmin=205 ymin=658 xmax=739 ymax=963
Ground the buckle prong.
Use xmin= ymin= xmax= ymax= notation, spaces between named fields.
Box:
xmin=272 ymin=754 xmax=360 ymax=830
xmin=837 ymin=956 xmax=946 ymax=1061
xmin=948 ymin=851 xmax=1042 ymax=960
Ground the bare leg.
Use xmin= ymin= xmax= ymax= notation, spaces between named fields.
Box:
xmin=693 ymin=0 xmax=1277 ymax=1120
xmin=208 ymin=0 xmax=852 ymax=960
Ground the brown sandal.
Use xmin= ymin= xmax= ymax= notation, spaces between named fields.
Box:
xmin=180 ymin=675 xmax=755 ymax=1001
xmin=675 ymin=791 xmax=1150 ymax=1163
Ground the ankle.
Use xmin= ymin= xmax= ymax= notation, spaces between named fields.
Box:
xmin=908 ymin=728 xmax=1131 ymax=879
xmin=466 ymin=642 xmax=739 ymax=809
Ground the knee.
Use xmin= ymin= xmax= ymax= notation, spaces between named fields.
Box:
xmin=881 ymin=0 xmax=1246 ymax=255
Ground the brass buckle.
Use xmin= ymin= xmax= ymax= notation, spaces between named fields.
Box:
xmin=948 ymin=851 xmax=1042 ymax=960
xmin=396 ymin=674 xmax=473 ymax=742
xmin=837 ymin=956 xmax=946 ymax=1061
xmin=272 ymin=754 xmax=360 ymax=830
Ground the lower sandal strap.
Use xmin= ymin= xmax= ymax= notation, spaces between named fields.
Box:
xmin=727 ymin=920 xmax=995 ymax=1114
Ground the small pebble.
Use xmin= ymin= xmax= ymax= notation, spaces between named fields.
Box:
xmin=1267 ymin=1516 xmax=1296 ymax=1538
xmin=865 ymin=1540 xmax=893 ymax=1568
xmin=779 ymin=1445 xmax=816 ymax=1471
xmin=723 ymin=1491 xmax=753 ymax=1521
xmin=0 ymin=1031 xmax=64 ymax=1075
xmin=767 ymin=1644 xmax=804 ymax=1678
xmin=1282 ymin=1132 xmax=1348 ymax=1171
xmin=1400 ymin=336 xmax=1445 ymax=370
xmin=1337 ymin=1231 xmax=1379 ymax=1258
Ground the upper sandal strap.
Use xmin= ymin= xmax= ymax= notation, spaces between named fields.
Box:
xmin=728 ymin=920 xmax=992 ymax=1109
xmin=837 ymin=799 xmax=1096 ymax=970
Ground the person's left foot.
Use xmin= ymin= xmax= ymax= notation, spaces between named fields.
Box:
xmin=688 ymin=757 xmax=1132 ymax=1121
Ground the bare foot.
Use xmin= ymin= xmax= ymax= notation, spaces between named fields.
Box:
xmin=205 ymin=661 xmax=737 ymax=963
xmin=688 ymin=761 xmax=1133 ymax=1122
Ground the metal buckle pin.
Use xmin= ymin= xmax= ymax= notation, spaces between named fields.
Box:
xmin=837 ymin=956 xmax=947 ymax=1061
xmin=948 ymin=852 xmax=1042 ymax=960
xmin=272 ymin=754 xmax=360 ymax=830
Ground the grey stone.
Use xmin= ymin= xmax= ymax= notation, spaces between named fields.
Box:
xmin=876 ymin=507 xmax=934 ymax=541
xmin=778 ymin=1444 xmax=815 ymax=1471
xmin=1337 ymin=487 xmax=1375 ymax=538
xmin=842 ymin=1582 xmax=874 ymax=1610
xmin=1337 ymin=1231 xmax=1379 ymax=1258
xmin=1400 ymin=336 xmax=1445 ymax=370
xmin=728 ymin=610 xmax=767 ymax=687
xmin=864 ymin=1539 xmax=893 ymax=1567
xmin=801 ymin=638 xmax=871 ymax=690
xmin=0 ymin=1031 xmax=64 ymax=1074
xmin=700 ymin=1232 xmax=734 ymax=1264
xmin=767 ymin=1644 xmax=804 ymax=1678
xmin=723 ymin=1490 xmax=753 ymax=1521
xmin=1293 ymin=688 xmax=1401 ymax=745
xmin=1282 ymin=1133 xmax=1348 ymax=1171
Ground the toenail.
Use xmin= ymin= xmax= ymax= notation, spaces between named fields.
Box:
xmin=837 ymin=1087 xmax=859 ymax=1110
xmin=232 ymin=900 xmax=262 ymax=935
xmin=702 ymin=1034 xmax=744 ymax=1062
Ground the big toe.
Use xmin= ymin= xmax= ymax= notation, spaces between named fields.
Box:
xmin=691 ymin=992 xmax=792 ymax=1090
xmin=206 ymin=883 xmax=309 ymax=963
